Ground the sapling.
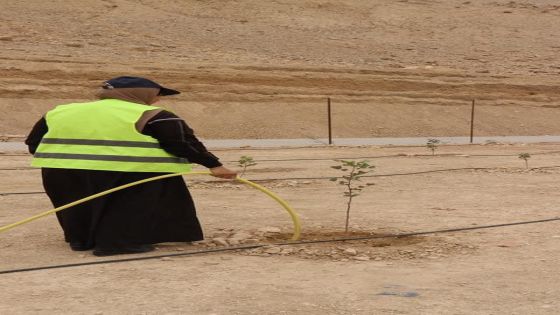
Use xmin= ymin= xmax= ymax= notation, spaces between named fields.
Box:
xmin=238 ymin=155 xmax=257 ymax=177
xmin=426 ymin=138 xmax=441 ymax=155
xmin=330 ymin=160 xmax=375 ymax=233
xmin=518 ymin=153 xmax=531 ymax=169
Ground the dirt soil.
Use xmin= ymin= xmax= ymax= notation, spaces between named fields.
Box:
xmin=2 ymin=0 xmax=560 ymax=139
xmin=2 ymin=0 xmax=560 ymax=314
xmin=2 ymin=143 xmax=560 ymax=314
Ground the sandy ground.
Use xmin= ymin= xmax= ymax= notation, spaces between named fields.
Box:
xmin=2 ymin=0 xmax=560 ymax=139
xmin=1 ymin=143 xmax=560 ymax=314
xmin=2 ymin=0 xmax=560 ymax=313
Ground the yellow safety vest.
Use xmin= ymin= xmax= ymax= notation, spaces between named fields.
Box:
xmin=32 ymin=99 xmax=192 ymax=173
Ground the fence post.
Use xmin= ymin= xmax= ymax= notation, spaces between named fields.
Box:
xmin=327 ymin=97 xmax=332 ymax=145
xmin=470 ymin=99 xmax=475 ymax=144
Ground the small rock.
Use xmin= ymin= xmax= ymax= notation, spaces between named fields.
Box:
xmin=192 ymin=240 xmax=211 ymax=246
xmin=263 ymin=246 xmax=282 ymax=254
xmin=0 ymin=36 xmax=14 ymax=41
xmin=161 ymin=257 xmax=172 ymax=261
xmin=227 ymin=239 xmax=240 ymax=245
xmin=212 ymin=238 xmax=229 ymax=246
xmin=353 ymin=255 xmax=370 ymax=261
xmin=257 ymin=227 xmax=281 ymax=234
xmin=280 ymin=248 xmax=294 ymax=255
xmin=231 ymin=232 xmax=252 ymax=240
xmin=343 ymin=248 xmax=358 ymax=256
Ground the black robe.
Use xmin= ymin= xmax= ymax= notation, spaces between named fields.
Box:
xmin=25 ymin=110 xmax=222 ymax=250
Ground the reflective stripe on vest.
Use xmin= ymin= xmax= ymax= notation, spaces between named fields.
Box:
xmin=32 ymin=99 xmax=192 ymax=173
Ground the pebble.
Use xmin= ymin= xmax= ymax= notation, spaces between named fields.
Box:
xmin=343 ymin=248 xmax=358 ymax=256
xmin=258 ymin=227 xmax=281 ymax=233
xmin=161 ymin=257 xmax=172 ymax=261
xmin=231 ymin=232 xmax=253 ymax=240
xmin=227 ymin=239 xmax=240 ymax=245
xmin=280 ymin=248 xmax=294 ymax=255
xmin=353 ymin=256 xmax=370 ymax=261
xmin=263 ymin=246 xmax=282 ymax=254
xmin=212 ymin=237 xmax=229 ymax=246
xmin=192 ymin=240 xmax=211 ymax=246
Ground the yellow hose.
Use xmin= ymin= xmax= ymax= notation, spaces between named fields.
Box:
xmin=0 ymin=171 xmax=301 ymax=240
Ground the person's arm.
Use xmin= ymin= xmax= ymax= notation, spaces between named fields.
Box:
xmin=141 ymin=111 xmax=237 ymax=179
xmin=25 ymin=117 xmax=48 ymax=154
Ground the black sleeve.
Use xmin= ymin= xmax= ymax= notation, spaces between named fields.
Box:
xmin=141 ymin=110 xmax=223 ymax=168
xmin=25 ymin=117 xmax=48 ymax=154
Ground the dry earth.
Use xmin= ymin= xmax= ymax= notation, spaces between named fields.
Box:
xmin=2 ymin=0 xmax=560 ymax=314
xmin=2 ymin=143 xmax=560 ymax=314
xmin=1 ymin=0 xmax=560 ymax=139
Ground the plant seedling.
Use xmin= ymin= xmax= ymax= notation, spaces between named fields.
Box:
xmin=330 ymin=160 xmax=375 ymax=233
xmin=426 ymin=138 xmax=441 ymax=155
xmin=518 ymin=153 xmax=531 ymax=169
xmin=238 ymin=155 xmax=257 ymax=177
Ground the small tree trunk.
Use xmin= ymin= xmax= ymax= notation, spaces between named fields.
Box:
xmin=344 ymin=166 xmax=356 ymax=233
xmin=345 ymin=195 xmax=352 ymax=233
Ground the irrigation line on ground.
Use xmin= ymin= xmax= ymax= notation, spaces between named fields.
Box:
xmin=1 ymin=216 xmax=559 ymax=275
xmin=3 ymin=165 xmax=560 ymax=197
xmin=3 ymin=150 xmax=560 ymax=166
xmin=230 ymin=151 xmax=560 ymax=162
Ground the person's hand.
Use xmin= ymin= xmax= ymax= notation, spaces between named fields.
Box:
xmin=209 ymin=166 xmax=238 ymax=179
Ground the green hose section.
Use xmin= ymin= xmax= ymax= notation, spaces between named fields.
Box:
xmin=0 ymin=171 xmax=301 ymax=240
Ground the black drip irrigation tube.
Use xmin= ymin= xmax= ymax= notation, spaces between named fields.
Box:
xmin=2 ymin=165 xmax=560 ymax=197
xmin=1 ymin=217 xmax=559 ymax=275
xmin=4 ymin=150 xmax=560 ymax=166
